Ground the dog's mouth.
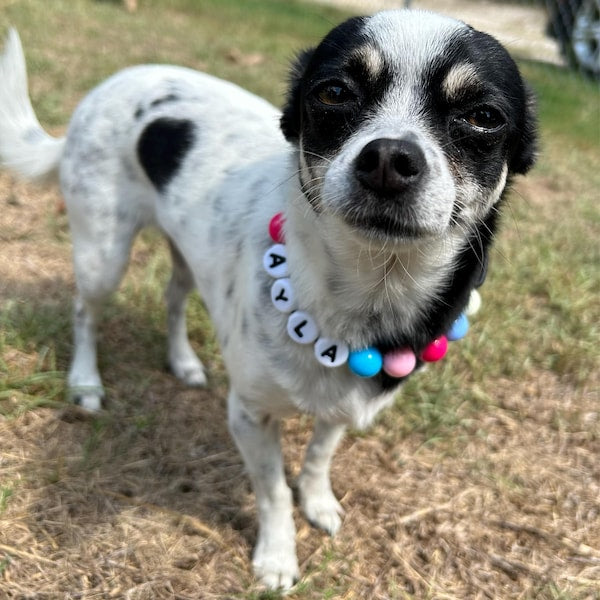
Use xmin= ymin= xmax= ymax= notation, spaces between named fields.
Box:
xmin=317 ymin=170 xmax=454 ymax=243
xmin=343 ymin=209 xmax=446 ymax=243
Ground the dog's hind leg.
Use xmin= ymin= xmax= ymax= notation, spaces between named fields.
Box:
xmin=67 ymin=223 xmax=139 ymax=412
xmin=165 ymin=239 xmax=206 ymax=386
xmin=297 ymin=419 xmax=346 ymax=535
xmin=68 ymin=293 xmax=107 ymax=411
xmin=228 ymin=391 xmax=300 ymax=590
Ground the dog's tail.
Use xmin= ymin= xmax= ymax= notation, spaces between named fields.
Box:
xmin=0 ymin=29 xmax=65 ymax=182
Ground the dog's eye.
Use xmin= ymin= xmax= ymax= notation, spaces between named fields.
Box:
xmin=316 ymin=84 xmax=353 ymax=106
xmin=463 ymin=107 xmax=505 ymax=131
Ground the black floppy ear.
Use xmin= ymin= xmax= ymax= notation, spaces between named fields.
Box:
xmin=280 ymin=48 xmax=315 ymax=143
xmin=509 ymin=84 xmax=538 ymax=174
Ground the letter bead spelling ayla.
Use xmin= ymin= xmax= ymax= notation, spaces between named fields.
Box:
xmin=263 ymin=243 xmax=289 ymax=278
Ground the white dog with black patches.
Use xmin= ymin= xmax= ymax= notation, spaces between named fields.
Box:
xmin=0 ymin=11 xmax=536 ymax=589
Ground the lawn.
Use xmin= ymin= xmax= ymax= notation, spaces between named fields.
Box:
xmin=0 ymin=0 xmax=599 ymax=598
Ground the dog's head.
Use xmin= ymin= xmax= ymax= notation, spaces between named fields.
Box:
xmin=281 ymin=10 xmax=537 ymax=243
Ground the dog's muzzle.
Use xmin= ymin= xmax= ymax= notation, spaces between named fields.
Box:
xmin=322 ymin=132 xmax=454 ymax=240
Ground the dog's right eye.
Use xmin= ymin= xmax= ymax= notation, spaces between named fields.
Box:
xmin=315 ymin=83 xmax=353 ymax=106
xmin=462 ymin=106 xmax=506 ymax=132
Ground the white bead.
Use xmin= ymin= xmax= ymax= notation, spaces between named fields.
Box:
xmin=314 ymin=337 xmax=349 ymax=368
xmin=287 ymin=311 xmax=319 ymax=344
xmin=466 ymin=289 xmax=482 ymax=316
xmin=270 ymin=278 xmax=296 ymax=313
xmin=263 ymin=244 xmax=289 ymax=278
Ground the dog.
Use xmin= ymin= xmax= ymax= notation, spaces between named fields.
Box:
xmin=0 ymin=10 xmax=536 ymax=590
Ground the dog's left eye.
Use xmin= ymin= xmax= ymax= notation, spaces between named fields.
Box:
xmin=463 ymin=107 xmax=505 ymax=131
xmin=315 ymin=83 xmax=353 ymax=106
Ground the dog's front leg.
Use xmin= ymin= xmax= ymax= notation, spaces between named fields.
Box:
xmin=298 ymin=419 xmax=346 ymax=535
xmin=227 ymin=391 xmax=299 ymax=590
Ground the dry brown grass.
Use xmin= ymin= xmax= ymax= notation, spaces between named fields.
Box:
xmin=1 ymin=1 xmax=599 ymax=598
xmin=1 ymin=157 xmax=599 ymax=600
xmin=1 ymin=341 xmax=599 ymax=598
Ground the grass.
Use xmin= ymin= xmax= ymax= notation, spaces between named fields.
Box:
xmin=1 ymin=0 xmax=346 ymax=124
xmin=0 ymin=487 xmax=13 ymax=513
xmin=520 ymin=60 xmax=600 ymax=150
xmin=1 ymin=1 xmax=599 ymax=598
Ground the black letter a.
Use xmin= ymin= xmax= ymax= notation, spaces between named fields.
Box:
xmin=320 ymin=345 xmax=337 ymax=363
xmin=269 ymin=253 xmax=286 ymax=269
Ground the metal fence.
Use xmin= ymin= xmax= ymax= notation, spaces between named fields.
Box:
xmin=543 ymin=0 xmax=599 ymax=78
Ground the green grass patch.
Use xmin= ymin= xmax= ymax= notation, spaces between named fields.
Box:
xmin=520 ymin=60 xmax=600 ymax=151
xmin=0 ymin=370 xmax=65 ymax=417
xmin=0 ymin=555 xmax=10 ymax=577
xmin=0 ymin=297 xmax=69 ymax=416
xmin=0 ymin=486 xmax=13 ymax=513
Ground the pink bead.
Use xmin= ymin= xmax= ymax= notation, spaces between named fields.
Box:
xmin=421 ymin=336 xmax=448 ymax=362
xmin=268 ymin=212 xmax=285 ymax=243
xmin=383 ymin=348 xmax=417 ymax=378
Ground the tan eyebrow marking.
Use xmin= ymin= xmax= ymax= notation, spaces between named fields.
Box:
xmin=351 ymin=45 xmax=384 ymax=79
xmin=442 ymin=62 xmax=481 ymax=100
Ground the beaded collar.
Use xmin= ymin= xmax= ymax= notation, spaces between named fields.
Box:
xmin=262 ymin=213 xmax=481 ymax=379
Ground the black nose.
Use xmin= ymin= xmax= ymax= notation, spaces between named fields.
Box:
xmin=355 ymin=138 xmax=427 ymax=195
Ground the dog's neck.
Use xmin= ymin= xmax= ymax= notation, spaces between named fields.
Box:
xmin=283 ymin=199 xmax=464 ymax=349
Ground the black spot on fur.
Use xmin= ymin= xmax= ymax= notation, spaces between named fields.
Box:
xmin=226 ymin=281 xmax=235 ymax=300
xmin=212 ymin=195 xmax=224 ymax=215
xmin=150 ymin=93 xmax=180 ymax=108
xmin=137 ymin=118 xmax=196 ymax=191
xmin=235 ymin=239 xmax=243 ymax=261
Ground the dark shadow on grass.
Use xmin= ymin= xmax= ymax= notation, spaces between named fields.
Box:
xmin=2 ymin=275 xmax=259 ymax=584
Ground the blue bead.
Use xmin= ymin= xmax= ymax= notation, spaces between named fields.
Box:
xmin=348 ymin=347 xmax=383 ymax=378
xmin=447 ymin=313 xmax=469 ymax=341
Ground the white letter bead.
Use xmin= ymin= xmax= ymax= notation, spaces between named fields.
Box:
xmin=270 ymin=278 xmax=296 ymax=313
xmin=262 ymin=244 xmax=289 ymax=278
xmin=314 ymin=337 xmax=349 ymax=368
xmin=287 ymin=311 xmax=319 ymax=344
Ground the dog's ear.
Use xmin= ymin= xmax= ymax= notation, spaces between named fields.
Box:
xmin=280 ymin=48 xmax=315 ymax=143
xmin=509 ymin=84 xmax=538 ymax=174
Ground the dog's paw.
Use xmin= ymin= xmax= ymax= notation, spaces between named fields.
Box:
xmin=168 ymin=355 xmax=207 ymax=387
xmin=68 ymin=385 xmax=105 ymax=412
xmin=301 ymin=492 xmax=344 ymax=536
xmin=298 ymin=476 xmax=344 ymax=536
xmin=253 ymin=543 xmax=300 ymax=591
xmin=176 ymin=364 xmax=207 ymax=387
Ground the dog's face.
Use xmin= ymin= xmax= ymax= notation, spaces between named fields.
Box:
xmin=281 ymin=10 xmax=536 ymax=243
